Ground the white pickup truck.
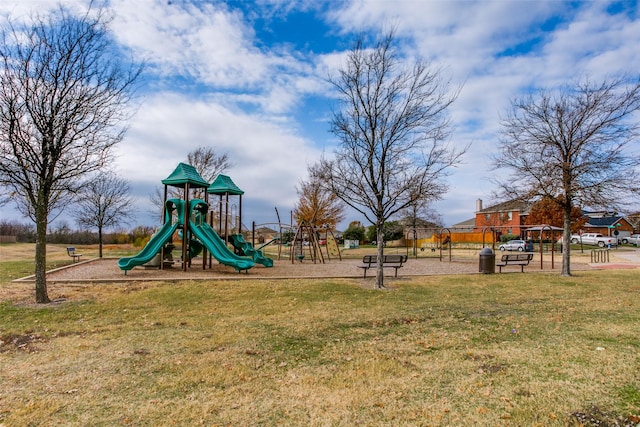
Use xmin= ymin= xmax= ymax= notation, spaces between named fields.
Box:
xmin=622 ymin=234 xmax=640 ymax=245
xmin=570 ymin=233 xmax=617 ymax=247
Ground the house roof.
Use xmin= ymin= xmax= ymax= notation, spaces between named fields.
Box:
xmin=161 ymin=163 xmax=210 ymax=188
xmin=585 ymin=216 xmax=625 ymax=227
xmin=451 ymin=217 xmax=476 ymax=228
xmin=208 ymin=174 xmax=244 ymax=195
xmin=254 ymin=226 xmax=277 ymax=234
xmin=582 ymin=209 xmax=618 ymax=218
xmin=477 ymin=199 xmax=533 ymax=214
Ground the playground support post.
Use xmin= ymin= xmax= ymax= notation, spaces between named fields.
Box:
xmin=439 ymin=228 xmax=452 ymax=262
xmin=412 ymin=229 xmax=417 ymax=257
xmin=161 ymin=185 xmax=168 ymax=270
xmin=181 ymin=183 xmax=189 ymax=271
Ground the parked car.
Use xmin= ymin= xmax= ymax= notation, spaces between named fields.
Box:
xmin=624 ymin=234 xmax=640 ymax=246
xmin=499 ymin=240 xmax=527 ymax=251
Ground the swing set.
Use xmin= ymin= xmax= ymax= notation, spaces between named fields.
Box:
xmin=290 ymin=222 xmax=342 ymax=264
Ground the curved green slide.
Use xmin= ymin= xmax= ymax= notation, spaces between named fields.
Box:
xmin=117 ymin=222 xmax=179 ymax=272
xmin=190 ymin=221 xmax=255 ymax=272
xmin=229 ymin=234 xmax=273 ymax=267
xmin=118 ymin=198 xmax=184 ymax=272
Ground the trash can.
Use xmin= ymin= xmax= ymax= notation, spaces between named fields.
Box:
xmin=479 ymin=247 xmax=495 ymax=274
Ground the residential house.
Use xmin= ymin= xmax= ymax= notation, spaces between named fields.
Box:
xmin=625 ymin=211 xmax=640 ymax=232
xmin=473 ymin=199 xmax=532 ymax=237
xmin=450 ymin=198 xmax=637 ymax=244
xmin=449 ymin=217 xmax=475 ymax=232
xmin=580 ymin=215 xmax=634 ymax=241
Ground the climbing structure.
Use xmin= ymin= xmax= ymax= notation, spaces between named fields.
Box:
xmin=161 ymin=162 xmax=211 ymax=271
xmin=117 ymin=163 xmax=268 ymax=274
xmin=208 ymin=174 xmax=245 ymax=243
xmin=290 ymin=222 xmax=324 ymax=263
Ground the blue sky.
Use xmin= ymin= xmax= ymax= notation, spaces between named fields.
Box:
xmin=1 ymin=0 xmax=639 ymax=230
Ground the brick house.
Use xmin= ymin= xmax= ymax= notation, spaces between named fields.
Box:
xmin=470 ymin=200 xmax=635 ymax=240
xmin=473 ymin=199 xmax=533 ymax=237
xmin=581 ymin=214 xmax=634 ymax=240
xmin=626 ymin=211 xmax=640 ymax=232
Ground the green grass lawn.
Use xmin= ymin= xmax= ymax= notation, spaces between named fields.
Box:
xmin=0 ymin=243 xmax=139 ymax=285
xmin=1 ymin=261 xmax=639 ymax=426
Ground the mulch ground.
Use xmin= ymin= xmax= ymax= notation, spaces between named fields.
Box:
xmin=14 ymin=251 xmax=598 ymax=284
xmin=4 ymin=250 xmax=635 ymax=305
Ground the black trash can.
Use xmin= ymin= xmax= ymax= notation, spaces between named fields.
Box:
xmin=479 ymin=247 xmax=495 ymax=274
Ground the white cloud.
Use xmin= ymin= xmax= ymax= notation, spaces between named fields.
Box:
xmin=109 ymin=1 xmax=266 ymax=86
xmin=114 ymin=92 xmax=321 ymax=225
xmin=3 ymin=0 xmax=640 ymax=229
xmin=0 ymin=0 xmax=88 ymax=18
xmin=322 ymin=1 xmax=640 ymax=225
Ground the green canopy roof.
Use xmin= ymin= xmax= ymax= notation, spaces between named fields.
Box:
xmin=208 ymin=174 xmax=244 ymax=195
xmin=161 ymin=163 xmax=209 ymax=188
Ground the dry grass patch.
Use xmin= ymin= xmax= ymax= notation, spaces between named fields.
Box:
xmin=0 ymin=271 xmax=639 ymax=426
xmin=0 ymin=243 xmax=137 ymax=263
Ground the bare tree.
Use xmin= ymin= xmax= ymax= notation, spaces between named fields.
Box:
xmin=187 ymin=146 xmax=231 ymax=200
xmin=494 ymin=77 xmax=640 ymax=276
xmin=400 ymin=188 xmax=444 ymax=230
xmin=187 ymin=146 xmax=231 ymax=183
xmin=0 ymin=6 xmax=142 ymax=303
xmin=397 ymin=190 xmax=443 ymax=257
xmin=73 ymin=171 xmax=133 ymax=258
xmin=150 ymin=146 xmax=231 ymax=216
xmin=321 ymin=30 xmax=466 ymax=288
xmin=294 ymin=162 xmax=345 ymax=229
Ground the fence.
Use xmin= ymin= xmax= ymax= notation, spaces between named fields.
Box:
xmin=406 ymin=231 xmax=497 ymax=250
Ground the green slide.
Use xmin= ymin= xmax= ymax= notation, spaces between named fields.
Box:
xmin=190 ymin=221 xmax=255 ymax=272
xmin=229 ymin=234 xmax=274 ymax=267
xmin=117 ymin=222 xmax=179 ymax=272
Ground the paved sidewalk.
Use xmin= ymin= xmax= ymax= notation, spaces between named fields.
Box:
xmin=588 ymin=248 xmax=640 ymax=269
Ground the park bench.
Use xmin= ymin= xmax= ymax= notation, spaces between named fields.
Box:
xmin=496 ymin=253 xmax=533 ymax=273
xmin=357 ymin=254 xmax=407 ymax=278
xmin=66 ymin=247 xmax=83 ymax=263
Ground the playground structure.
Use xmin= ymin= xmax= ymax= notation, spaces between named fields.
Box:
xmin=117 ymin=198 xmax=185 ymax=272
xmin=289 ymin=222 xmax=342 ymax=264
xmin=404 ymin=227 xmax=455 ymax=261
xmin=118 ymin=163 xmax=272 ymax=274
xmin=290 ymin=222 xmax=321 ymax=263
xmin=249 ymin=208 xmax=342 ymax=264
xmin=247 ymin=207 xmax=292 ymax=262
xmin=228 ymin=234 xmax=273 ymax=267
xmin=112 ymin=162 xmax=564 ymax=275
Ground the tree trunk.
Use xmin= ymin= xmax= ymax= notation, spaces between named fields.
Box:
xmin=375 ymin=225 xmax=385 ymax=289
xmin=562 ymin=206 xmax=572 ymax=276
xmin=34 ymin=204 xmax=50 ymax=303
xmin=98 ymin=225 xmax=103 ymax=258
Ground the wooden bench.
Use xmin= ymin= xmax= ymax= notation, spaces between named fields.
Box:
xmin=496 ymin=253 xmax=533 ymax=273
xmin=66 ymin=247 xmax=83 ymax=263
xmin=357 ymin=254 xmax=407 ymax=278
